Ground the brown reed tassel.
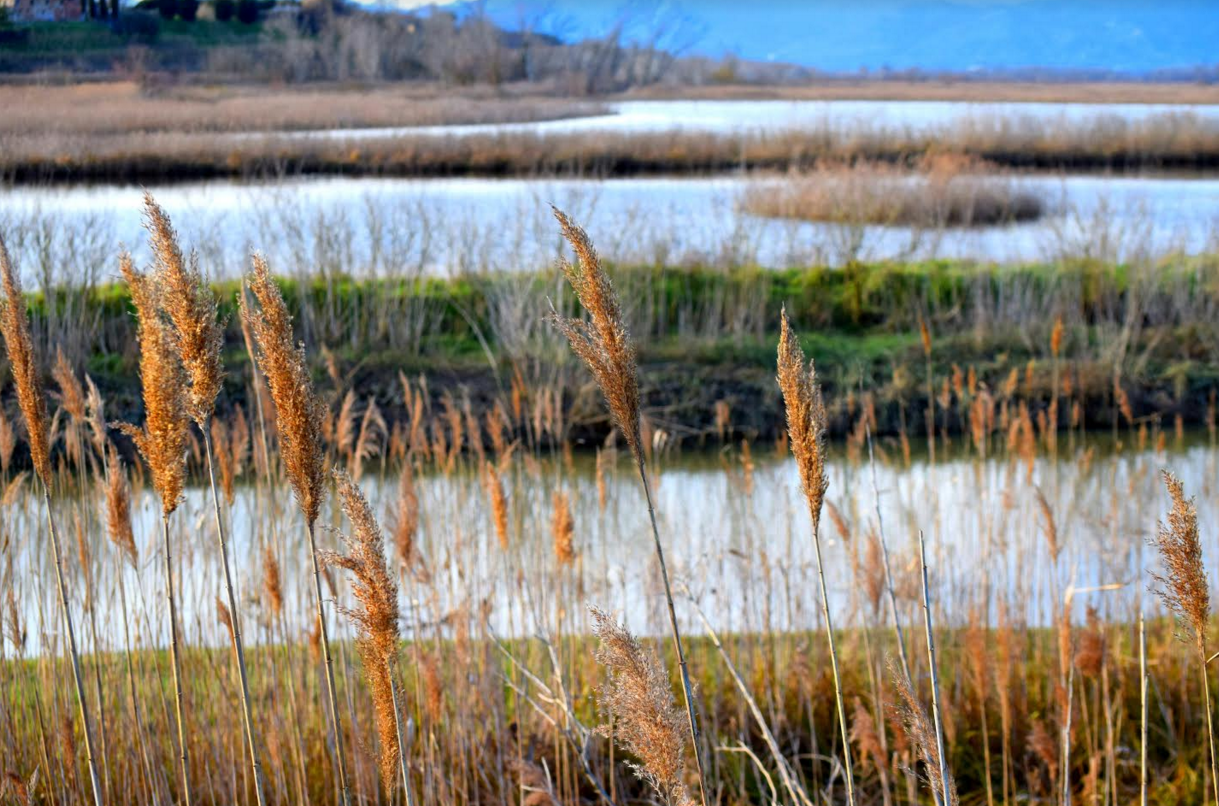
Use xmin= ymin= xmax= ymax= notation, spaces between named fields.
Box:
xmin=325 ymin=470 xmax=415 ymax=803
xmin=777 ymin=306 xmax=856 ymax=806
xmin=590 ymin=606 xmax=694 ymax=806
xmin=240 ymin=253 xmax=351 ymax=806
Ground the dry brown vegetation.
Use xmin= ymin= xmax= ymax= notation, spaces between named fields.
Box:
xmin=0 ymin=81 xmax=607 ymax=137
xmin=744 ymin=157 xmax=1045 ymax=227
xmin=3 ymin=199 xmax=1219 ymax=806
xmin=2 ymin=97 xmax=1216 ymax=184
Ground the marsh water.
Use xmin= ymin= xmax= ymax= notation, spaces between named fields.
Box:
xmin=2 ymin=172 xmax=1217 ymax=282
xmin=7 ymin=432 xmax=1216 ymax=656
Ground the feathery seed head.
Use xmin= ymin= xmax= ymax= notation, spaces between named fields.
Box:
xmin=144 ymin=194 xmax=225 ymax=426
xmin=104 ymin=447 xmax=138 ymax=568
xmin=590 ymin=606 xmax=693 ymax=806
xmin=324 ymin=468 xmax=403 ymax=788
xmin=777 ymin=308 xmax=829 ymax=532
xmin=0 ymin=235 xmax=50 ymax=487
xmin=1152 ymin=471 xmax=1210 ymax=653
xmin=549 ymin=207 xmax=642 ymax=464
xmin=241 ymin=255 xmax=326 ymax=525
xmin=115 ymin=253 xmax=189 ymax=516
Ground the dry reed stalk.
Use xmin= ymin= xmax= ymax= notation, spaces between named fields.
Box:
xmin=1151 ymin=471 xmax=1219 ymax=805
xmin=589 ymin=607 xmax=695 ymax=806
xmin=241 ymin=254 xmax=351 ymax=806
xmin=114 ymin=252 xmax=193 ymax=806
xmin=0 ymin=234 xmax=105 ymax=806
xmin=777 ymin=306 xmax=856 ymax=805
xmin=684 ymin=593 xmax=814 ymax=806
xmin=549 ymin=208 xmax=707 ymax=806
xmin=146 ymin=194 xmax=268 ymax=806
xmin=1139 ymin=607 xmax=1148 ymax=806
xmin=325 ymin=469 xmax=414 ymax=804
xmin=917 ymin=529 xmax=954 ymax=806
xmin=484 ymin=463 xmax=509 ymax=551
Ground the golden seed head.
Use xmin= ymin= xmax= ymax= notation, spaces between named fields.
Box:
xmin=777 ymin=307 xmax=829 ymax=532
xmin=1152 ymin=470 xmax=1210 ymax=653
xmin=549 ymin=207 xmax=642 ymax=464
xmin=590 ymin=606 xmax=693 ymax=806
xmin=0 ymin=235 xmax=51 ymax=487
xmin=143 ymin=193 xmax=225 ymax=426
xmin=241 ymin=255 xmax=326 ymax=526
xmin=114 ymin=253 xmax=189 ymax=516
xmin=104 ymin=447 xmax=138 ymax=568
xmin=323 ymin=468 xmax=402 ymax=788
xmin=551 ymin=489 xmax=576 ymax=566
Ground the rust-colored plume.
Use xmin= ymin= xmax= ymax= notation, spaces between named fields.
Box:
xmin=549 ymin=208 xmax=642 ymax=464
xmin=241 ymin=255 xmax=326 ymax=526
xmin=551 ymin=489 xmax=576 ymax=566
xmin=114 ymin=253 xmax=189 ymax=516
xmin=777 ymin=307 xmax=829 ymax=532
xmin=104 ymin=447 xmax=138 ymax=568
xmin=890 ymin=659 xmax=958 ymax=805
xmin=1152 ymin=471 xmax=1210 ymax=654
xmin=590 ymin=606 xmax=693 ymax=806
xmin=143 ymin=193 xmax=225 ymax=426
xmin=0 ymin=235 xmax=50 ymax=486
xmin=324 ymin=469 xmax=403 ymax=788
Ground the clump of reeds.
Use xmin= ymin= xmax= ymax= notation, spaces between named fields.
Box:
xmin=145 ymin=193 xmax=266 ymax=806
xmin=590 ymin=606 xmax=694 ymax=806
xmin=777 ymin=306 xmax=856 ymax=804
xmin=1151 ymin=470 xmax=1219 ymax=803
xmin=324 ymin=469 xmax=412 ymax=801
xmin=114 ymin=251 xmax=194 ymax=806
xmin=0 ymin=233 xmax=104 ymax=806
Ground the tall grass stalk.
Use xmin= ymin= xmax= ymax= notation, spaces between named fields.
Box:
xmin=242 ymin=254 xmax=352 ymax=806
xmin=919 ymin=529 xmax=952 ymax=806
xmin=777 ymin=307 xmax=855 ymax=805
xmin=548 ymin=207 xmax=709 ymax=806
xmin=0 ymin=234 xmax=105 ymax=806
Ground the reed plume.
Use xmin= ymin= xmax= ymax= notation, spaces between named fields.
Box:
xmin=777 ymin=306 xmax=856 ymax=805
xmin=103 ymin=447 xmax=137 ymax=568
xmin=0 ymin=236 xmax=50 ymax=486
xmin=1152 ymin=470 xmax=1219 ymax=804
xmin=240 ymin=253 xmax=350 ymax=806
xmin=485 ymin=463 xmax=509 ymax=551
xmin=551 ymin=489 xmax=576 ymax=566
xmin=393 ymin=461 xmax=420 ymax=573
xmin=240 ymin=255 xmax=326 ymax=526
xmin=549 ymin=208 xmax=707 ymax=805
xmin=325 ymin=469 xmax=413 ymax=802
xmin=0 ymin=232 xmax=104 ymax=806
xmin=115 ymin=254 xmax=188 ymax=516
xmin=143 ymin=194 xmax=224 ymax=427
xmin=590 ymin=606 xmax=694 ymax=806
xmin=548 ymin=207 xmax=641 ymax=462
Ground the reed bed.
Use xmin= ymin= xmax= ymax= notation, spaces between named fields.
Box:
xmin=3 ymin=198 xmax=1219 ymax=806
xmin=743 ymin=157 xmax=1045 ymax=227
xmin=4 ymin=107 xmax=1219 ymax=184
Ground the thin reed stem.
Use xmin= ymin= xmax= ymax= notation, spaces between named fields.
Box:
xmin=201 ymin=425 xmax=267 ymax=806
xmin=42 ymin=484 xmax=105 ymax=806
xmin=160 ymin=512 xmax=192 ymax=806
xmin=1140 ymin=608 xmax=1147 ymax=806
xmin=919 ymin=529 xmax=952 ymax=806
xmin=1202 ymin=649 xmax=1219 ymax=806
xmin=306 ymin=519 xmax=353 ymax=806
xmin=636 ymin=458 xmax=710 ymax=806
xmin=864 ymin=417 xmax=912 ymax=682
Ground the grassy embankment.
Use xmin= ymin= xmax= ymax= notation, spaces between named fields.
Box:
xmin=25 ymin=254 xmax=1219 ymax=450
